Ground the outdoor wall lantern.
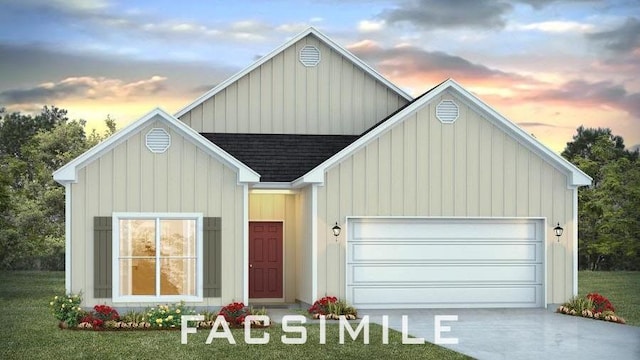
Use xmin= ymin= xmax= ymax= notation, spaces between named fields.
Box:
xmin=553 ymin=223 xmax=564 ymax=241
xmin=332 ymin=222 xmax=341 ymax=239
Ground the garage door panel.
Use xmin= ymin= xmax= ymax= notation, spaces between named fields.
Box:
xmin=346 ymin=218 xmax=545 ymax=308
xmin=351 ymin=264 xmax=542 ymax=284
xmin=350 ymin=243 xmax=541 ymax=262
xmin=350 ymin=286 xmax=541 ymax=308
xmin=352 ymin=220 xmax=538 ymax=241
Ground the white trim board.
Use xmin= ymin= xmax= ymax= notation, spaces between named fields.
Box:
xmin=111 ymin=212 xmax=204 ymax=303
xmin=53 ymin=108 xmax=260 ymax=184
xmin=298 ymin=79 xmax=592 ymax=188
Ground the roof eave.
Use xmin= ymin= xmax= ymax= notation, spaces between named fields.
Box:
xmin=296 ymin=78 xmax=593 ymax=188
xmin=53 ymin=108 xmax=260 ymax=185
xmin=444 ymin=79 xmax=592 ymax=188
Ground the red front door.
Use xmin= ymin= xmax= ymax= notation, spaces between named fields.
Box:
xmin=249 ymin=222 xmax=283 ymax=298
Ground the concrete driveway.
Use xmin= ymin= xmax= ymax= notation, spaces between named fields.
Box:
xmin=360 ymin=308 xmax=640 ymax=360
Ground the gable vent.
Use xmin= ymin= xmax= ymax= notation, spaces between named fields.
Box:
xmin=299 ymin=45 xmax=321 ymax=67
xmin=436 ymin=100 xmax=459 ymax=123
xmin=145 ymin=128 xmax=171 ymax=153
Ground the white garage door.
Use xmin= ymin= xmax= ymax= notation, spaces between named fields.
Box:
xmin=346 ymin=218 xmax=545 ymax=309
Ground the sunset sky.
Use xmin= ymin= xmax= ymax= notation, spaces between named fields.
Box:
xmin=1 ymin=0 xmax=639 ymax=153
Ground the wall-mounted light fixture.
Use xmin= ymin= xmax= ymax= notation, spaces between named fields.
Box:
xmin=553 ymin=223 xmax=564 ymax=242
xmin=332 ymin=222 xmax=341 ymax=240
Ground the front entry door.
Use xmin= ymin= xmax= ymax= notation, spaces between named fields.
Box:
xmin=249 ymin=222 xmax=283 ymax=298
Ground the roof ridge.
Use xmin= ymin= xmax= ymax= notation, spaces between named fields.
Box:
xmin=174 ymin=27 xmax=412 ymax=119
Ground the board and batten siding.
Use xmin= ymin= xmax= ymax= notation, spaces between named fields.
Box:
xmin=248 ymin=193 xmax=298 ymax=303
xmin=316 ymin=92 xmax=576 ymax=304
xmin=178 ymin=34 xmax=408 ymax=135
xmin=70 ymin=118 xmax=245 ymax=307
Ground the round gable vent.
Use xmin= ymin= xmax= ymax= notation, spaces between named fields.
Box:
xmin=299 ymin=45 xmax=321 ymax=67
xmin=436 ymin=100 xmax=459 ymax=123
xmin=145 ymin=128 xmax=171 ymax=153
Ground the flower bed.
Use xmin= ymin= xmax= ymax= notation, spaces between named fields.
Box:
xmin=308 ymin=296 xmax=357 ymax=320
xmin=556 ymin=292 xmax=626 ymax=324
xmin=50 ymin=293 xmax=269 ymax=330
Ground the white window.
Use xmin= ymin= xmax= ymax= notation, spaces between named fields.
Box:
xmin=112 ymin=213 xmax=203 ymax=302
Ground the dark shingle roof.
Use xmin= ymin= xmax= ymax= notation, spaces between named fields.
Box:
xmin=201 ymin=133 xmax=358 ymax=182
xmin=199 ymin=82 xmax=443 ymax=182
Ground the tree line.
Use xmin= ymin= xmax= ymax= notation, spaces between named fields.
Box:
xmin=0 ymin=107 xmax=115 ymax=269
xmin=562 ymin=126 xmax=639 ymax=270
xmin=0 ymin=107 xmax=638 ymax=270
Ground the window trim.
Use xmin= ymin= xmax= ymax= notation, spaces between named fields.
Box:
xmin=112 ymin=212 xmax=204 ymax=303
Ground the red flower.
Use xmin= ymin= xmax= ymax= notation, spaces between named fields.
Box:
xmin=308 ymin=296 xmax=338 ymax=315
xmin=93 ymin=305 xmax=119 ymax=321
xmin=218 ymin=302 xmax=249 ymax=325
xmin=587 ymin=293 xmax=615 ymax=313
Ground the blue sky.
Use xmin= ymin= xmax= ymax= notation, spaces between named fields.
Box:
xmin=1 ymin=0 xmax=639 ymax=152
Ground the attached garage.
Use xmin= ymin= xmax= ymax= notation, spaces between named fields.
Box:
xmin=346 ymin=218 xmax=545 ymax=309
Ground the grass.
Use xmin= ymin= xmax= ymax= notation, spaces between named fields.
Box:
xmin=0 ymin=271 xmax=469 ymax=360
xmin=578 ymin=270 xmax=640 ymax=326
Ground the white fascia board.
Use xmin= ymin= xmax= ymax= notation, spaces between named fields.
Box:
xmin=444 ymin=80 xmax=592 ymax=187
xmin=53 ymin=108 xmax=166 ymax=184
xmin=299 ymin=78 xmax=592 ymax=188
xmin=153 ymin=108 xmax=260 ymax=183
xmin=309 ymin=29 xmax=412 ymax=102
xmin=250 ymin=182 xmax=294 ymax=190
xmin=174 ymin=27 xmax=412 ymax=119
xmin=53 ymin=107 xmax=259 ymax=184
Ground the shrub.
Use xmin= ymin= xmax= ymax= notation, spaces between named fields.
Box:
xmin=121 ymin=310 xmax=147 ymax=323
xmin=308 ymin=296 xmax=338 ymax=316
xmin=197 ymin=309 xmax=219 ymax=322
xmin=49 ymin=293 xmax=83 ymax=327
xmin=586 ymin=293 xmax=615 ymax=313
xmin=218 ymin=302 xmax=250 ymax=325
xmin=80 ymin=304 xmax=120 ymax=329
xmin=250 ymin=306 xmax=267 ymax=317
xmin=146 ymin=301 xmax=194 ymax=328
xmin=308 ymin=296 xmax=357 ymax=319
xmin=557 ymin=293 xmax=625 ymax=324
xmin=559 ymin=296 xmax=594 ymax=315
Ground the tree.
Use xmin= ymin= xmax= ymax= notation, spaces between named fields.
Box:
xmin=0 ymin=107 xmax=117 ymax=269
xmin=563 ymin=127 xmax=640 ymax=270
xmin=0 ymin=106 xmax=68 ymax=159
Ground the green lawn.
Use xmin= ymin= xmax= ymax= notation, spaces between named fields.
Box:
xmin=0 ymin=271 xmax=468 ymax=360
xmin=578 ymin=271 xmax=640 ymax=326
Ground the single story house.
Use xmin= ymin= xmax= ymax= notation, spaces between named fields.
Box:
xmin=54 ymin=27 xmax=591 ymax=309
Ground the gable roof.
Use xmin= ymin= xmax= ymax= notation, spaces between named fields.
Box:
xmin=53 ymin=108 xmax=260 ymax=184
xmin=298 ymin=78 xmax=592 ymax=187
xmin=202 ymin=133 xmax=358 ymax=182
xmin=174 ymin=27 xmax=412 ymax=118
